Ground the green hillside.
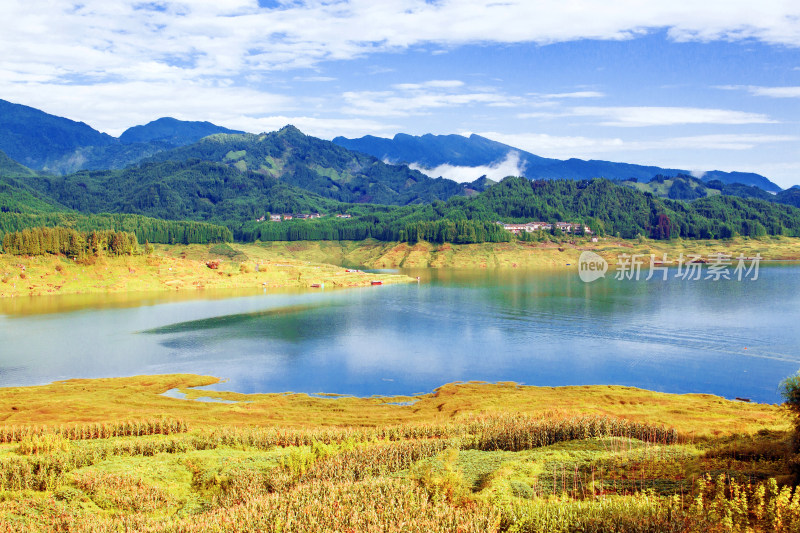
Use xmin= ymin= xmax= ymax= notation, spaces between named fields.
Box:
xmin=0 ymin=149 xmax=37 ymax=177
xmin=621 ymin=174 xmax=779 ymax=201
xmin=24 ymin=159 xmax=341 ymax=224
xmin=144 ymin=126 xmax=465 ymax=205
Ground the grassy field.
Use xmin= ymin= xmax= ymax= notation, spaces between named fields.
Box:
xmin=0 ymin=375 xmax=795 ymax=531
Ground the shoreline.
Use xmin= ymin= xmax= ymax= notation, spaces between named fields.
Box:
xmin=1 ymin=235 xmax=798 ymax=298
xmin=0 ymin=248 xmax=414 ymax=298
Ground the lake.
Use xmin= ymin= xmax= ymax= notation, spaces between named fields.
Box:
xmin=1 ymin=265 xmax=799 ymax=403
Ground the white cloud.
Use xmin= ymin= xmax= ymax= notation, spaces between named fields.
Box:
xmin=475 ymin=132 xmax=799 ymax=158
xmin=342 ymin=86 xmax=519 ymax=116
xmin=520 ymin=106 xmax=776 ymax=126
xmin=717 ymin=85 xmax=800 ymax=98
xmin=542 ymin=91 xmax=605 ymax=99
xmin=393 ymin=80 xmax=465 ymax=90
xmin=293 ymin=76 xmax=337 ymax=82
xmin=2 ymin=1 xmax=799 ymax=90
xmin=409 ymin=151 xmax=526 ymax=183
xmin=747 ymin=86 xmax=800 ymax=98
xmin=474 ymin=132 xmax=627 ymax=157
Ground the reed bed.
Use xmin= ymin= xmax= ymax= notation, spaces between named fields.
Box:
xmin=7 ymin=411 xmax=796 ymax=532
xmin=17 ymin=478 xmax=500 ymax=533
xmin=0 ymin=418 xmax=188 ymax=443
xmin=201 ymin=413 xmax=678 ymax=452
xmin=0 ymin=434 xmax=218 ymax=491
xmin=72 ymin=471 xmax=176 ymax=512
xmin=462 ymin=413 xmax=679 ymax=452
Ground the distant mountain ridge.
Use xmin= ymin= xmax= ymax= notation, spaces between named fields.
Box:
xmin=0 ymin=99 xmax=787 ymax=191
xmin=0 ymin=99 xmax=241 ymax=174
xmin=119 ymin=117 xmax=243 ymax=146
xmin=333 ymin=133 xmax=784 ymax=192
xmin=0 ymin=99 xmax=115 ymax=172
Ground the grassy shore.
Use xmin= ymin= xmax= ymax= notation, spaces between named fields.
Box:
xmin=2 ymin=235 xmax=798 ymax=298
xmin=211 ymin=235 xmax=800 ymax=270
xmin=0 ymin=375 xmax=795 ymax=531
xmin=0 ymin=244 xmax=413 ymax=298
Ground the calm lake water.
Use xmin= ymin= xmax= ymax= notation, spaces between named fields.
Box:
xmin=1 ymin=265 xmax=799 ymax=403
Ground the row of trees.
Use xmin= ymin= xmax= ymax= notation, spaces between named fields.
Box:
xmin=0 ymin=213 xmax=233 ymax=246
xmin=2 ymin=227 xmax=140 ymax=257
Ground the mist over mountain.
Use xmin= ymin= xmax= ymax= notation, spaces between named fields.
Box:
xmin=333 ymin=132 xmax=783 ymax=192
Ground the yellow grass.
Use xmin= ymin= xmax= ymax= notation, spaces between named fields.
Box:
xmin=2 ymin=235 xmax=797 ymax=298
xmin=0 ymin=374 xmax=786 ymax=438
xmin=225 ymin=236 xmax=800 ymax=270
xmin=0 ymin=246 xmax=413 ymax=298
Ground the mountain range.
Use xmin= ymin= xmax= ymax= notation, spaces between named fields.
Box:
xmin=2 ymin=98 xmax=800 ymax=240
xmin=0 ymin=99 xmax=242 ymax=174
xmin=0 ymin=99 xmax=789 ymax=192
xmin=333 ymin=133 xmax=784 ymax=192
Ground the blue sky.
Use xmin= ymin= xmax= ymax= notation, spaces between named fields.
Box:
xmin=1 ymin=1 xmax=798 ymax=186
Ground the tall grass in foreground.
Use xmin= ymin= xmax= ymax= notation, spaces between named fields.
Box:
xmin=0 ymin=418 xmax=188 ymax=443
xmin=9 ymin=478 xmax=500 ymax=533
xmin=8 ymin=412 xmax=782 ymax=533
xmin=201 ymin=413 xmax=678 ymax=451
xmin=500 ymin=475 xmax=800 ymax=533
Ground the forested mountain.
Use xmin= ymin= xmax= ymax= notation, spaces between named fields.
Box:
xmin=0 ymin=99 xmax=115 ymax=172
xmin=119 ymin=117 xmax=243 ymax=146
xmin=238 ymin=177 xmax=800 ymax=243
xmin=333 ymin=132 xmax=558 ymax=169
xmin=1 ymin=99 xmax=797 ymax=247
xmin=22 ymin=159 xmax=341 ymax=225
xmin=334 ymin=132 xmax=783 ymax=192
xmin=0 ymin=100 xmax=244 ymax=174
xmin=622 ymin=174 xmax=776 ymax=202
xmin=776 ymin=188 xmax=800 ymax=208
xmin=143 ymin=126 xmax=465 ymax=205
xmin=460 ymin=177 xmax=799 ymax=239
xmin=0 ymin=149 xmax=36 ymax=177
xmin=0 ymin=175 xmax=70 ymax=214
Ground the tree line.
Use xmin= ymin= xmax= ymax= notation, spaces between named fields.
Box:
xmin=0 ymin=213 xmax=232 ymax=247
xmin=2 ymin=227 xmax=139 ymax=257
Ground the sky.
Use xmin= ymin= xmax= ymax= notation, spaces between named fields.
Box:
xmin=0 ymin=1 xmax=799 ymax=187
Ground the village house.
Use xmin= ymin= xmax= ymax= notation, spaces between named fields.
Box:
xmin=335 ymin=214 xmax=352 ymax=218
xmin=500 ymin=221 xmax=592 ymax=235
xmin=268 ymin=213 xmax=324 ymax=221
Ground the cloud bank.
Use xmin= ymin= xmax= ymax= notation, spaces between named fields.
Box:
xmin=408 ymin=151 xmax=526 ymax=183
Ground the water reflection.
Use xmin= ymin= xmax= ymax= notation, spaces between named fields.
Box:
xmin=1 ymin=266 xmax=798 ymax=403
